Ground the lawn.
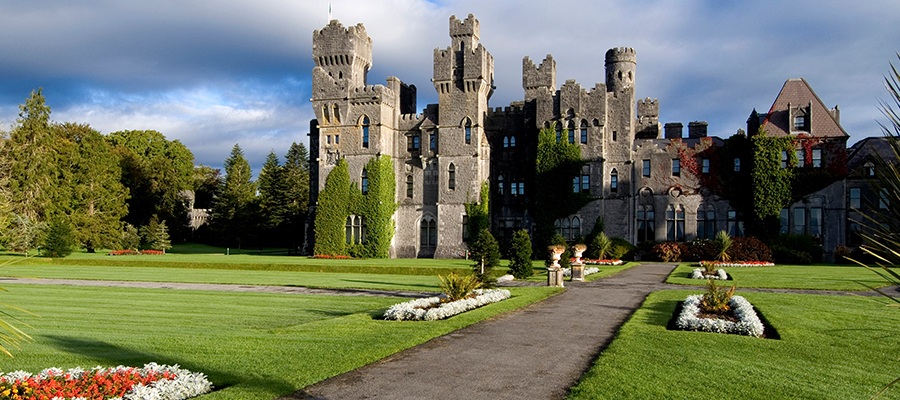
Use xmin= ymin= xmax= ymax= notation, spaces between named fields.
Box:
xmin=665 ymin=262 xmax=897 ymax=291
xmin=0 ymin=283 xmax=562 ymax=399
xmin=568 ymin=290 xmax=900 ymax=399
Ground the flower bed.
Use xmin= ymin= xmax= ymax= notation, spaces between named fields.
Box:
xmin=691 ymin=268 xmax=728 ymax=280
xmin=0 ymin=363 xmax=212 ymax=399
xmin=383 ymin=289 xmax=511 ymax=321
xmin=581 ymin=259 xmax=624 ymax=266
xmin=699 ymin=260 xmax=774 ymax=268
xmin=562 ymin=267 xmax=600 ymax=278
xmin=108 ymin=250 xmax=164 ymax=256
xmin=309 ymin=254 xmax=352 ymax=259
xmin=675 ymin=295 xmax=764 ymax=337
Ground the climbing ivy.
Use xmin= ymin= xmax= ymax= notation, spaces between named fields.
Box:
xmin=750 ymin=130 xmax=795 ymax=233
xmin=313 ymin=158 xmax=350 ymax=256
xmin=349 ymin=155 xmax=398 ymax=258
xmin=464 ymin=180 xmax=490 ymax=242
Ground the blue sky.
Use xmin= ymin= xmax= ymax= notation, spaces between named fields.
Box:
xmin=1 ymin=0 xmax=898 ymax=173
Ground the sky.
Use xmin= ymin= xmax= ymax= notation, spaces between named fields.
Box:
xmin=1 ymin=0 xmax=899 ymax=174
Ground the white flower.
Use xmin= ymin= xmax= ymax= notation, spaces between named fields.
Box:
xmin=690 ymin=268 xmax=728 ymax=280
xmin=562 ymin=267 xmax=600 ymax=277
xmin=675 ymin=295 xmax=764 ymax=337
xmin=383 ymin=289 xmax=511 ymax=321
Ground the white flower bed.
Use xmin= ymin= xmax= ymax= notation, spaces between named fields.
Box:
xmin=691 ymin=268 xmax=728 ymax=280
xmin=676 ymin=295 xmax=764 ymax=337
xmin=584 ymin=259 xmax=624 ymax=266
xmin=700 ymin=261 xmax=774 ymax=268
xmin=383 ymin=289 xmax=511 ymax=321
xmin=0 ymin=363 xmax=212 ymax=399
xmin=562 ymin=267 xmax=600 ymax=277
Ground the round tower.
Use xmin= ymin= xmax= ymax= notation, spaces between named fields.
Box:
xmin=605 ymin=47 xmax=636 ymax=92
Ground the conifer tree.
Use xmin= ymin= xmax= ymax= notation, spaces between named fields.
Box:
xmin=283 ymin=142 xmax=310 ymax=247
xmin=209 ymin=144 xmax=257 ymax=248
xmin=508 ymin=229 xmax=534 ymax=279
xmin=43 ymin=217 xmax=74 ymax=257
xmin=469 ymin=228 xmax=500 ymax=286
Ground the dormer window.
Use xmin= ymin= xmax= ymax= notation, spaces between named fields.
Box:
xmin=793 ymin=115 xmax=807 ymax=131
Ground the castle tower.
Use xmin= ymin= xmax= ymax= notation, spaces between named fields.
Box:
xmin=605 ymin=47 xmax=636 ymax=93
xmin=431 ymin=14 xmax=494 ymax=258
xmin=312 ymin=20 xmax=372 ymax=90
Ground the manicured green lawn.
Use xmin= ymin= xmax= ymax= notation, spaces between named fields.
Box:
xmin=568 ymin=290 xmax=900 ymax=399
xmin=0 ymin=284 xmax=562 ymax=399
xmin=665 ymin=262 xmax=896 ymax=290
xmin=522 ymin=262 xmax=639 ymax=282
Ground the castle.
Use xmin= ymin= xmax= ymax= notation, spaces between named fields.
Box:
xmin=307 ymin=14 xmax=854 ymax=259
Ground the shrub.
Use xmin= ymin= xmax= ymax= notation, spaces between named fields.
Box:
xmin=771 ymin=234 xmax=822 ymax=262
xmin=714 ymin=230 xmax=732 ymax=262
xmin=470 ymin=228 xmax=500 ymax=286
xmin=588 ymin=232 xmax=613 ymax=260
xmin=688 ymin=238 xmax=718 ymax=262
xmin=773 ymin=248 xmax=813 ymax=265
xmin=637 ymin=240 xmax=658 ymax=261
xmin=833 ymin=244 xmax=852 ymax=264
xmin=507 ymin=229 xmax=533 ymax=279
xmin=121 ymin=223 xmax=141 ymax=251
xmin=651 ymin=242 xmax=690 ymax=262
xmin=439 ymin=272 xmax=482 ymax=301
xmin=729 ymin=237 xmax=773 ymax=262
xmin=43 ymin=217 xmax=74 ymax=258
xmin=609 ymin=237 xmax=636 ymax=261
xmin=699 ymin=279 xmax=736 ymax=315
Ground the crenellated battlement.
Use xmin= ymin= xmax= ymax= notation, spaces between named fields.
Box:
xmin=399 ymin=113 xmax=424 ymax=122
xmin=637 ymin=97 xmax=659 ymax=118
xmin=605 ymin=47 xmax=636 ymax=64
xmin=449 ymin=14 xmax=479 ymax=39
xmin=523 ymin=55 xmax=556 ymax=91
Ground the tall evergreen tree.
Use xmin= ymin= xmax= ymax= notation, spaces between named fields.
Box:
xmin=57 ymin=123 xmax=129 ymax=252
xmin=210 ymin=144 xmax=257 ymax=248
xmin=191 ymin=165 xmax=222 ymax=210
xmin=283 ymin=142 xmax=310 ymax=248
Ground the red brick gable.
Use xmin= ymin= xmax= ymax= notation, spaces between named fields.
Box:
xmin=761 ymin=78 xmax=848 ymax=138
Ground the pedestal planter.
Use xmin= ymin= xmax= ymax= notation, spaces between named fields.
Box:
xmin=548 ymin=268 xmax=565 ymax=287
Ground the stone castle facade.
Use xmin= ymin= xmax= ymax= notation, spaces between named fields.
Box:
xmin=307 ymin=14 xmax=854 ymax=259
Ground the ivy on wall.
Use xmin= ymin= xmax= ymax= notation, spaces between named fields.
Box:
xmin=313 ymin=158 xmax=350 ymax=256
xmin=464 ymin=180 xmax=490 ymax=242
xmin=313 ymin=155 xmax=397 ymax=258
xmin=749 ymin=130 xmax=796 ymax=236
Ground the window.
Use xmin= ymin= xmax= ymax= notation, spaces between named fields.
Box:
xmin=865 ymin=162 xmax=875 ymax=176
xmin=554 ymin=219 xmax=561 ymax=236
xmin=809 ymin=207 xmax=822 ymax=237
xmin=465 ymin=119 xmax=472 ymax=144
xmin=781 ymin=151 xmax=788 ymax=169
xmin=568 ymin=121 xmax=576 ymax=144
xmin=421 ymin=218 xmax=437 ymax=247
xmin=573 ymin=177 xmax=580 ymax=193
xmin=556 ymin=125 xmax=562 ymax=143
xmin=448 ymin=164 xmax=456 ymax=190
xmin=572 ymin=217 xmax=581 ymax=239
xmin=408 ymin=135 xmax=420 ymax=151
xmin=697 ymin=206 xmax=716 ymax=239
xmin=672 ymin=159 xmax=680 ymax=176
xmin=555 ymin=216 xmax=580 ymax=240
xmin=792 ymin=208 xmax=805 ymax=235
xmin=510 ymin=136 xmax=516 ymax=147
xmin=643 ymin=160 xmax=651 ymax=177
xmin=701 ymin=158 xmax=710 ymax=174
xmin=796 ymin=149 xmax=805 ymax=167
xmin=361 ymin=169 xmax=368 ymax=194
xmin=581 ymin=165 xmax=590 ymax=192
xmin=812 ymin=149 xmax=822 ymax=168
xmin=406 ymin=175 xmax=413 ymax=198
xmin=580 ymin=120 xmax=588 ymax=144
xmin=850 ymin=188 xmax=861 ymax=209
xmin=794 ymin=115 xmax=806 ymax=130
xmin=335 ymin=134 xmax=339 ymax=144
xmin=880 ymin=188 xmax=889 ymax=209
xmin=345 ymin=215 xmax=366 ymax=244
xmin=332 ymin=104 xmax=340 ymax=124
xmin=362 ymin=116 xmax=370 ymax=148
xmin=612 ymin=131 xmax=617 ymax=141
xmin=326 ymin=135 xmax=332 ymax=145
xmin=666 ymin=205 xmax=684 ymax=242
xmin=780 ymin=208 xmax=789 ymax=234
xmin=498 ymin=175 xmax=504 ymax=195
xmin=503 ymin=137 xmax=509 ymax=148
xmin=734 ymin=158 xmax=741 ymax=172
xmin=610 ymin=169 xmax=618 ymax=192
xmin=430 ymin=132 xmax=437 ymax=151
xmin=727 ymin=210 xmax=744 ymax=237
xmin=462 ymin=216 xmax=469 ymax=241
xmin=637 ymin=206 xmax=655 ymax=242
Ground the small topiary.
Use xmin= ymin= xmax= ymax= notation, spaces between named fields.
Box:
xmin=507 ymin=229 xmax=534 ymax=279
xmin=609 ymin=237 xmax=637 ymax=261
xmin=470 ymin=228 xmax=500 ymax=286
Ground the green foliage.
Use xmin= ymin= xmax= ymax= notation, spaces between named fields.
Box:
xmin=589 ymin=232 xmax=613 ymax=260
xmin=140 ymin=215 xmax=171 ymax=253
xmin=43 ymin=217 xmax=74 ymax=258
xmin=3 ymin=214 xmax=45 ymax=254
xmin=282 ymin=142 xmax=311 ymax=247
xmin=749 ymin=131 xmax=795 ymax=237
xmin=770 ymin=234 xmax=820 ymax=264
xmin=121 ymin=223 xmax=141 ymax=251
xmin=464 ymin=181 xmax=490 ymax=242
xmin=531 ymin=128 xmax=591 ymax=254
xmin=191 ymin=165 xmax=221 ymax=209
xmin=350 ymin=156 xmax=397 ymax=258
xmin=688 ymin=238 xmax=718 ymax=262
xmin=714 ymin=230 xmax=732 ymax=262
xmin=699 ymin=279 xmax=736 ymax=315
xmin=209 ymin=144 xmax=258 ymax=248
xmin=469 ymin=228 xmax=500 ymax=285
xmin=608 ymin=237 xmax=636 ymax=261
xmin=546 ymin=233 xmax=572 ymax=269
xmin=314 ymin=159 xmax=350 ymax=256
xmin=728 ymin=236 xmax=773 ymax=262
xmin=507 ymin=229 xmax=534 ymax=279
xmin=438 ymin=272 xmax=483 ymax=301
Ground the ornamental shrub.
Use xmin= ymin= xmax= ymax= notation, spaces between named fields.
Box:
xmin=507 ymin=229 xmax=533 ymax=279
xmin=609 ymin=237 xmax=636 ymax=261
xmin=470 ymin=228 xmax=500 ymax=286
xmin=729 ymin=236 xmax=773 ymax=262
xmin=43 ymin=217 xmax=74 ymax=258
xmin=688 ymin=238 xmax=718 ymax=262
xmin=833 ymin=244 xmax=852 ymax=264
xmin=699 ymin=279 xmax=736 ymax=315
xmin=588 ymin=231 xmax=613 ymax=260
xmin=773 ymin=248 xmax=812 ymax=265
xmin=439 ymin=272 xmax=482 ymax=301
xmin=651 ymin=242 xmax=690 ymax=262
xmin=771 ymin=234 xmax=822 ymax=263
xmin=714 ymin=230 xmax=732 ymax=262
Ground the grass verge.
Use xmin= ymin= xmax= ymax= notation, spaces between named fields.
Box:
xmin=1 ymin=283 xmax=562 ymax=399
xmin=665 ymin=262 xmax=897 ymax=290
xmin=568 ymin=290 xmax=900 ymax=399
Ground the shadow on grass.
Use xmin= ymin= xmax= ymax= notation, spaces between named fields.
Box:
xmin=42 ymin=335 xmax=297 ymax=396
xmin=339 ymin=279 xmax=438 ymax=289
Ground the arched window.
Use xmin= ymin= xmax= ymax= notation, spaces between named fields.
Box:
xmin=361 ymin=169 xmax=368 ymax=194
xmin=406 ymin=175 xmax=413 ymax=198
xmin=562 ymin=218 xmax=571 ymax=240
xmin=421 ymin=218 xmax=437 ymax=247
xmin=448 ymin=164 xmax=456 ymax=190
xmin=666 ymin=205 xmax=684 ymax=242
xmin=610 ymin=169 xmax=618 ymax=192
xmin=322 ymin=105 xmax=330 ymax=124
xmin=332 ymin=104 xmax=340 ymax=123
xmin=498 ymin=175 xmax=504 ymax=195
xmin=554 ymin=219 xmax=561 ymax=236
xmin=572 ymin=217 xmax=581 ymax=239
xmin=555 ymin=123 xmax=562 ymax=143
xmin=734 ymin=158 xmax=741 ymax=172
xmin=567 ymin=120 xmax=576 ymax=144
xmin=346 ymin=215 xmax=366 ymax=244
xmin=362 ymin=116 xmax=370 ymax=148
xmin=728 ymin=210 xmax=744 ymax=237
xmin=503 ymin=137 xmax=509 ymax=148
xmin=581 ymin=165 xmax=590 ymax=193
xmin=464 ymin=119 xmax=472 ymax=144
xmin=637 ymin=206 xmax=655 ymax=242
xmin=580 ymin=120 xmax=588 ymax=144
xmin=697 ymin=206 xmax=716 ymax=239
xmin=510 ymin=136 xmax=516 ymax=147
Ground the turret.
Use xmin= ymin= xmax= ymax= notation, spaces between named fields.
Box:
xmin=523 ymin=55 xmax=556 ymax=101
xmin=312 ymin=20 xmax=372 ymax=90
xmin=605 ymin=47 xmax=636 ymax=92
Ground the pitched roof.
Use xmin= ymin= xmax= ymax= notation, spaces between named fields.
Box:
xmin=761 ymin=78 xmax=848 ymax=138
xmin=848 ymin=137 xmax=899 ymax=172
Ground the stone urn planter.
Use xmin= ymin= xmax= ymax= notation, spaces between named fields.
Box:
xmin=547 ymin=245 xmax=565 ymax=287
xmin=570 ymin=244 xmax=587 ymax=281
